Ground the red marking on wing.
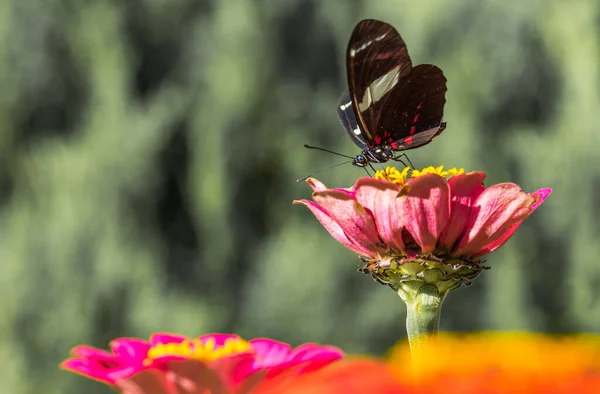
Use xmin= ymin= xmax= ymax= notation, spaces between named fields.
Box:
xmin=387 ymin=137 xmax=393 ymax=143
xmin=416 ymin=103 xmax=422 ymax=109
xmin=413 ymin=113 xmax=420 ymax=123
xmin=391 ymin=141 xmax=399 ymax=149
xmin=404 ymin=136 xmax=413 ymax=145
xmin=409 ymin=126 xmax=416 ymax=135
xmin=375 ymin=136 xmax=382 ymax=145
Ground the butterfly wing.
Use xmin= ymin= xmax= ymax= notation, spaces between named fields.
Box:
xmin=337 ymin=90 xmax=367 ymax=149
xmin=385 ymin=64 xmax=447 ymax=151
xmin=346 ymin=19 xmax=447 ymax=150
xmin=346 ymin=19 xmax=413 ymax=146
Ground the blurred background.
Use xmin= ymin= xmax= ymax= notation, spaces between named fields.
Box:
xmin=0 ymin=0 xmax=599 ymax=392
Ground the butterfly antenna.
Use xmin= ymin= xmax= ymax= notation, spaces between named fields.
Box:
xmin=296 ymin=159 xmax=354 ymax=182
xmin=303 ymin=144 xmax=354 ymax=159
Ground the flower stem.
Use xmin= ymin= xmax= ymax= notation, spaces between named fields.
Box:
xmin=397 ymin=283 xmax=445 ymax=354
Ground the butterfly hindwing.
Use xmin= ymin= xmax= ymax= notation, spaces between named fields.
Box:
xmin=337 ymin=90 xmax=367 ymax=149
xmin=382 ymin=64 xmax=447 ymax=150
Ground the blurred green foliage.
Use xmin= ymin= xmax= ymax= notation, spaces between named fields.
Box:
xmin=0 ymin=0 xmax=599 ymax=393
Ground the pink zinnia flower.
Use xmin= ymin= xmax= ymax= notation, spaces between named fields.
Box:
xmin=295 ymin=166 xmax=550 ymax=285
xmin=294 ymin=166 xmax=551 ymax=349
xmin=61 ymin=333 xmax=343 ymax=393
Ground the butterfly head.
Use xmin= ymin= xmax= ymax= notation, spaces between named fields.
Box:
xmin=353 ymin=154 xmax=369 ymax=167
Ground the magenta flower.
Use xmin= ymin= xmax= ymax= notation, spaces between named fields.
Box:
xmin=61 ymin=333 xmax=343 ymax=393
xmin=295 ymin=166 xmax=550 ymax=271
xmin=294 ymin=166 xmax=551 ymax=349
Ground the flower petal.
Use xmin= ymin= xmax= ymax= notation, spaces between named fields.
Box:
xmin=197 ymin=333 xmax=242 ymax=347
xmin=354 ymin=178 xmax=406 ymax=252
xmin=454 ymin=183 xmax=551 ymax=258
xmin=531 ymin=188 xmax=552 ymax=210
xmin=250 ymin=339 xmax=293 ymax=366
xmin=305 ymin=177 xmax=329 ymax=193
xmin=111 ymin=338 xmax=152 ymax=363
xmin=150 ymin=333 xmax=188 ymax=346
xmin=396 ymin=174 xmax=450 ymax=254
xmin=311 ymin=190 xmax=386 ymax=254
xmin=468 ymin=188 xmax=552 ymax=258
xmin=438 ymin=172 xmax=486 ymax=251
xmin=293 ymin=199 xmax=375 ymax=256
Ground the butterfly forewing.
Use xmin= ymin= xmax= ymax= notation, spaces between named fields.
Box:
xmin=346 ymin=19 xmax=413 ymax=146
xmin=336 ymin=90 xmax=367 ymax=149
xmin=346 ymin=19 xmax=447 ymax=152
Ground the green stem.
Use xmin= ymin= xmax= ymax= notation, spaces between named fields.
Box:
xmin=397 ymin=283 xmax=445 ymax=353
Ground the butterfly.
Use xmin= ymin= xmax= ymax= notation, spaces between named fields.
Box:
xmin=337 ymin=19 xmax=448 ymax=168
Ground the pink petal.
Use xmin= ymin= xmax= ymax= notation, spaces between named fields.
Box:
xmin=469 ymin=187 xmax=552 ymax=258
xmin=454 ymin=183 xmax=550 ymax=258
xmin=110 ymin=338 xmax=152 ymax=363
xmin=305 ymin=178 xmax=329 ymax=193
xmin=150 ymin=333 xmax=188 ymax=346
xmin=293 ymin=199 xmax=375 ymax=256
xmin=438 ymin=172 xmax=486 ymax=251
xmin=311 ymin=190 xmax=385 ymax=254
xmin=396 ymin=174 xmax=451 ymax=254
xmin=70 ymin=345 xmax=115 ymax=359
xmin=287 ymin=344 xmax=344 ymax=373
xmin=288 ymin=343 xmax=343 ymax=362
xmin=531 ymin=188 xmax=552 ymax=210
xmin=61 ymin=358 xmax=116 ymax=384
xmin=250 ymin=339 xmax=293 ymax=366
xmin=197 ymin=333 xmax=242 ymax=347
xmin=61 ymin=355 xmax=137 ymax=385
xmin=354 ymin=179 xmax=406 ymax=252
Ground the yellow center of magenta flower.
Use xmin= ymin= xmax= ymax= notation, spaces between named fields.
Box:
xmin=144 ymin=337 xmax=253 ymax=366
xmin=374 ymin=165 xmax=465 ymax=186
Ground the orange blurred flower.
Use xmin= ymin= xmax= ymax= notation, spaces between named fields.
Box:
xmin=388 ymin=332 xmax=600 ymax=394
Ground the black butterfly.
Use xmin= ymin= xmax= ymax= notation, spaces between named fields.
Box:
xmin=337 ymin=19 xmax=448 ymax=168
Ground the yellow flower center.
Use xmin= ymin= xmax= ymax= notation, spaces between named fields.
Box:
xmin=143 ymin=337 xmax=253 ymax=366
xmin=374 ymin=165 xmax=465 ymax=186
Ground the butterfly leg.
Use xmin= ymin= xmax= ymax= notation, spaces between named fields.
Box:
xmin=367 ymin=162 xmax=378 ymax=176
xmin=393 ymin=153 xmax=415 ymax=169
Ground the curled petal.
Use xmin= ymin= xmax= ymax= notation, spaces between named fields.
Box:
xmin=397 ymin=174 xmax=450 ymax=254
xmin=305 ymin=177 xmax=329 ymax=193
xmin=454 ymin=184 xmax=551 ymax=258
xmin=311 ymin=190 xmax=386 ymax=254
xmin=531 ymin=188 xmax=552 ymax=210
xmin=469 ymin=187 xmax=552 ymax=258
xmin=438 ymin=172 xmax=486 ymax=251
xmin=293 ymin=199 xmax=374 ymax=256
xmin=354 ymin=179 xmax=406 ymax=252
